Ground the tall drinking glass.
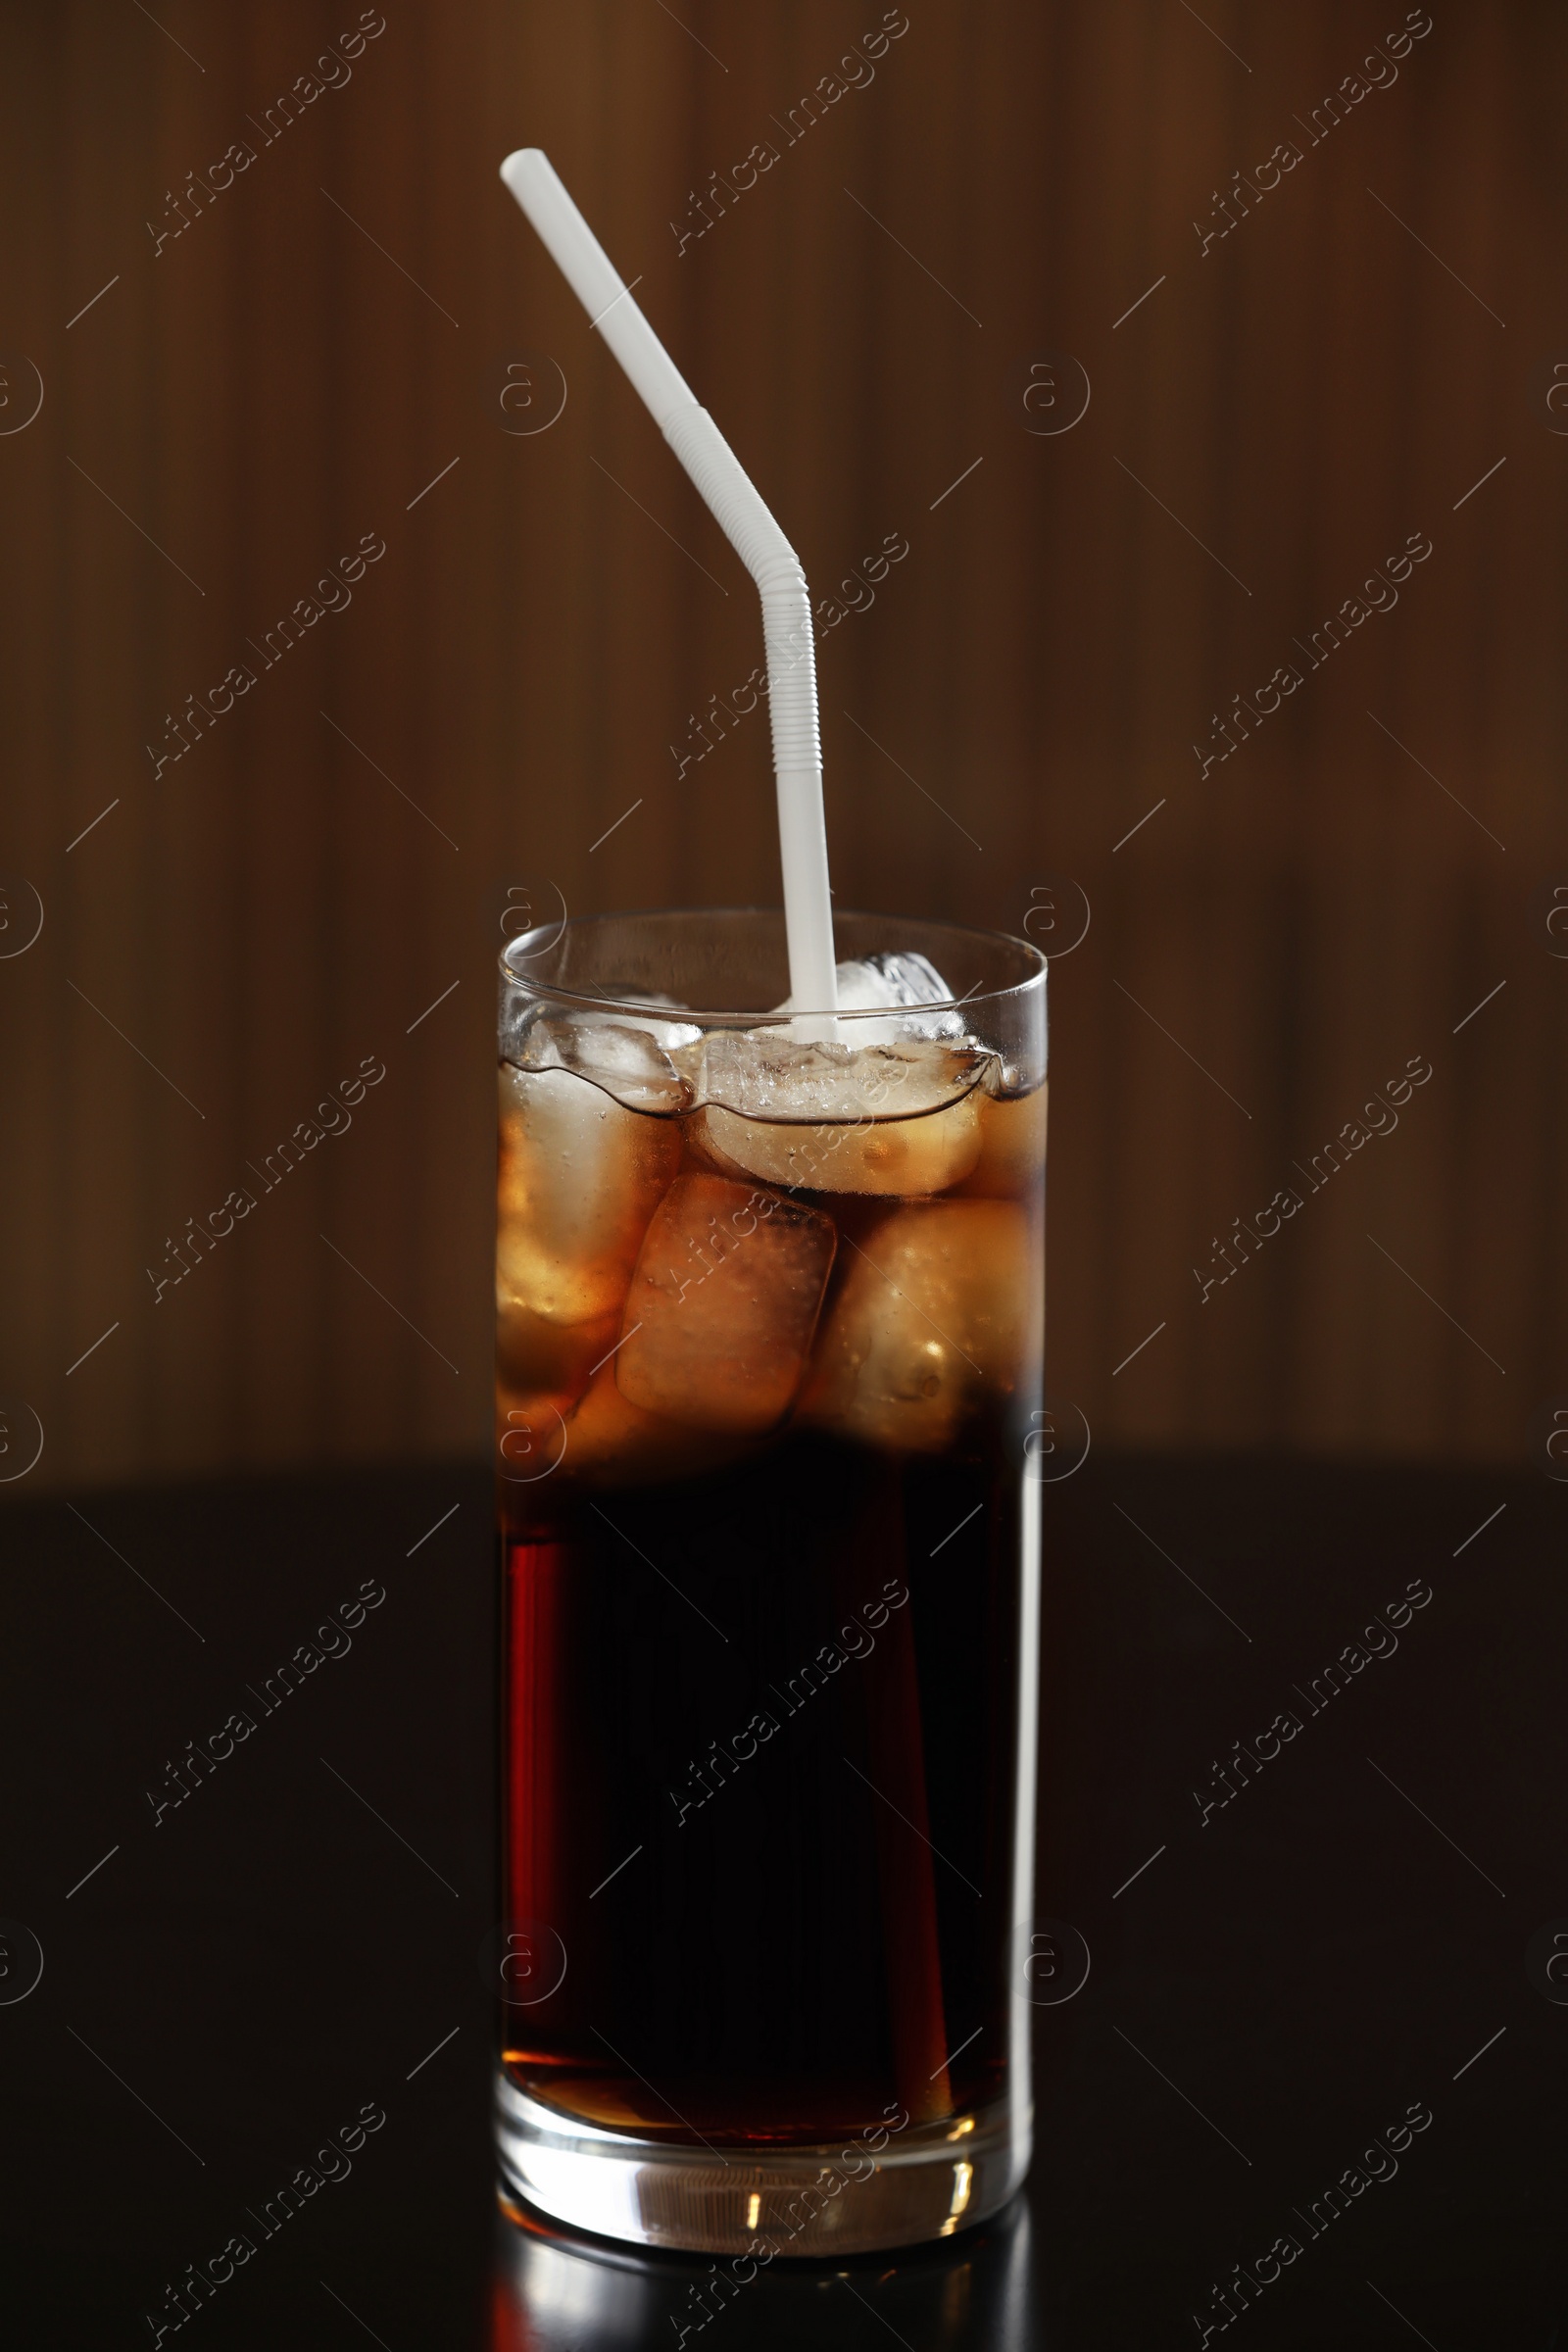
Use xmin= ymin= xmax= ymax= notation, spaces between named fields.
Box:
xmin=493 ymin=908 xmax=1047 ymax=2257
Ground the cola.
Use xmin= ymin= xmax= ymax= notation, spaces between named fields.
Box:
xmin=496 ymin=992 xmax=1045 ymax=2147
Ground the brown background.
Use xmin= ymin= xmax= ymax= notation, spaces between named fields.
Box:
xmin=0 ymin=0 xmax=1562 ymax=1494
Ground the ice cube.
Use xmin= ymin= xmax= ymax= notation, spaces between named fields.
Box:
xmin=494 ymin=1387 xmax=573 ymax=1482
xmin=700 ymin=1093 xmax=981 ymax=1196
xmin=558 ymin=1360 xmax=751 ymax=1484
xmin=496 ymin=1300 xmax=619 ymax=1415
xmin=513 ymin=1012 xmax=695 ymax=1113
xmin=800 ymin=1200 xmax=1036 ymax=1448
xmin=699 ymin=1031 xmax=984 ymax=1122
xmin=600 ymin=990 xmax=704 ymax=1051
xmin=694 ymin=1032 xmax=986 ymax=1195
xmin=614 ymin=1172 xmax=837 ymax=1431
xmin=860 ymin=950 xmax=946 ymax=996
xmin=775 ymin=952 xmax=963 ymax=1047
xmin=496 ymin=1066 xmax=681 ymax=1339
xmin=832 ymin=949 xmax=950 ymax=1019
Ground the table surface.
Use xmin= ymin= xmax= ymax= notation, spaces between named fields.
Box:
xmin=0 ymin=1453 xmax=1560 ymax=2350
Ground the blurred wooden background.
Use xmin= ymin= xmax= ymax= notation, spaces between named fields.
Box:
xmin=0 ymin=0 xmax=1563 ymax=1493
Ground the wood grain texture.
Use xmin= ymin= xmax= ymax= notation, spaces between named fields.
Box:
xmin=0 ymin=0 xmax=1560 ymax=1492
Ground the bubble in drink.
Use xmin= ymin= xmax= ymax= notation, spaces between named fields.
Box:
xmin=614 ymin=1172 xmax=837 ymax=1432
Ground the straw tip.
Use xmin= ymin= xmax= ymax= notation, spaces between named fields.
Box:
xmin=499 ymin=147 xmax=549 ymax=187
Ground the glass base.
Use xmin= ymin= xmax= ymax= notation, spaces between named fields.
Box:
xmin=495 ymin=2072 xmax=1030 ymax=2256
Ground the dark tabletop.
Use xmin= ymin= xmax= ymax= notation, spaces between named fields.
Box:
xmin=0 ymin=1453 xmax=1561 ymax=2350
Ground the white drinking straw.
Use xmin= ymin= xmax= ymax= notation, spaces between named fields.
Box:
xmin=500 ymin=148 xmax=838 ymax=1022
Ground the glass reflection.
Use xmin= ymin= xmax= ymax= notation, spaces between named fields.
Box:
xmin=491 ymin=2187 xmax=1034 ymax=2351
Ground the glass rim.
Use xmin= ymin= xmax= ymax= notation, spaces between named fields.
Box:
xmin=498 ymin=905 xmax=1047 ymax=1028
